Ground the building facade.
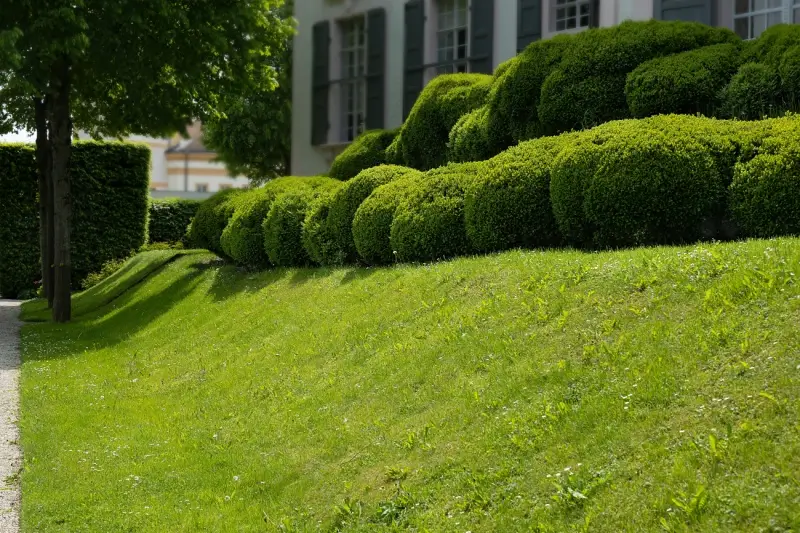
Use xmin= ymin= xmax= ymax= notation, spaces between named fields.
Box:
xmin=292 ymin=0 xmax=800 ymax=177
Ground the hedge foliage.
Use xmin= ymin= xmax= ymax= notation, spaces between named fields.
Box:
xmin=263 ymin=183 xmax=340 ymax=267
xmin=149 ymin=198 xmax=202 ymax=244
xmin=0 ymin=145 xmax=39 ymax=298
xmin=189 ymin=187 xmax=245 ymax=258
xmin=302 ymin=165 xmax=419 ymax=265
xmin=626 ymin=43 xmax=742 ymax=118
xmin=0 ymin=142 xmax=150 ymax=298
xmin=538 ymin=20 xmax=737 ymax=135
xmin=329 ymin=129 xmax=398 ymax=181
xmin=721 ymin=62 xmax=782 ymax=119
xmin=448 ymin=106 xmax=494 ymax=164
xmin=393 ymin=74 xmax=492 ymax=170
xmin=221 ymin=177 xmax=336 ymax=268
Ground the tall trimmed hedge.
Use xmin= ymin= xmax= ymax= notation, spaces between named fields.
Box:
xmin=0 ymin=145 xmax=40 ymax=298
xmin=149 ymin=198 xmax=202 ymax=244
xmin=0 ymin=142 xmax=150 ymax=298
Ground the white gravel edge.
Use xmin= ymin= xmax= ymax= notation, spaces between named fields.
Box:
xmin=0 ymin=301 xmax=21 ymax=533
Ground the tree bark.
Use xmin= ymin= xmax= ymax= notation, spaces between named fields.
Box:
xmin=49 ymin=59 xmax=72 ymax=323
xmin=34 ymin=96 xmax=54 ymax=307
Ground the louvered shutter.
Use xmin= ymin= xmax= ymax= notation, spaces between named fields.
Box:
xmin=517 ymin=0 xmax=542 ymax=53
xmin=470 ymin=0 xmax=495 ymax=73
xmin=366 ymin=8 xmax=387 ymax=130
xmin=403 ymin=0 xmax=426 ymax=119
xmin=311 ymin=21 xmax=330 ymax=146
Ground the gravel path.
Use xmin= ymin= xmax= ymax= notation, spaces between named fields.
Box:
xmin=0 ymin=301 xmax=21 ymax=533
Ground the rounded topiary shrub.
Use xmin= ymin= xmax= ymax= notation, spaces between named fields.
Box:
xmin=189 ymin=188 xmax=245 ymax=257
xmin=552 ymin=129 xmax=722 ymax=249
xmin=221 ymin=177 xmax=334 ymax=267
xmin=626 ymin=43 xmax=741 ymax=118
xmin=394 ymin=74 xmax=492 ymax=171
xmin=352 ymin=177 xmax=423 ymax=265
xmin=730 ymin=153 xmax=800 ymax=238
xmin=448 ymin=106 xmax=494 ymax=163
xmin=301 ymin=165 xmax=421 ymax=265
xmin=465 ymin=133 xmax=578 ymax=253
xmin=263 ymin=182 xmax=341 ymax=267
xmin=485 ymin=34 xmax=574 ymax=149
xmin=329 ymin=129 xmax=399 ymax=181
xmin=390 ymin=171 xmax=478 ymax=263
xmin=721 ymin=63 xmax=782 ymax=119
xmin=538 ymin=20 xmax=737 ymax=135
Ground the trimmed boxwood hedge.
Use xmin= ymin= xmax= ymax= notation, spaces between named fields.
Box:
xmin=551 ymin=126 xmax=723 ymax=249
xmin=448 ymin=106 xmax=494 ymax=164
xmin=221 ymin=177 xmax=336 ymax=268
xmin=0 ymin=145 xmax=40 ymax=298
xmin=465 ymin=133 xmax=580 ymax=253
xmin=730 ymin=152 xmax=800 ymax=238
xmin=486 ymin=34 xmax=574 ymax=150
xmin=149 ymin=198 xmax=202 ymax=244
xmin=0 ymin=142 xmax=150 ymax=298
xmin=626 ymin=43 xmax=742 ymax=118
xmin=329 ymin=129 xmax=399 ymax=181
xmin=721 ymin=62 xmax=782 ymax=120
xmin=263 ymin=182 xmax=341 ymax=267
xmin=302 ymin=165 xmax=420 ymax=265
xmin=394 ymin=74 xmax=492 ymax=170
xmin=538 ymin=20 xmax=737 ymax=135
xmin=189 ymin=187 xmax=245 ymax=257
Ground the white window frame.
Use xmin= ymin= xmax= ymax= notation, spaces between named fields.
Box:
xmin=733 ymin=0 xmax=796 ymax=40
xmin=436 ymin=0 xmax=470 ymax=75
xmin=339 ymin=16 xmax=367 ymax=143
xmin=553 ymin=0 xmax=592 ymax=32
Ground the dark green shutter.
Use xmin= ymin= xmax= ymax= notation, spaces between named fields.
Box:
xmin=470 ymin=0 xmax=494 ymax=74
xmin=654 ymin=0 xmax=715 ymax=25
xmin=311 ymin=21 xmax=330 ymax=146
xmin=366 ymin=8 xmax=386 ymax=130
xmin=517 ymin=0 xmax=542 ymax=53
xmin=403 ymin=0 xmax=425 ymax=119
xmin=589 ymin=0 xmax=600 ymax=28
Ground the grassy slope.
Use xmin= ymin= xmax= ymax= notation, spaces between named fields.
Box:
xmin=19 ymin=240 xmax=800 ymax=532
xmin=20 ymin=250 xmax=195 ymax=322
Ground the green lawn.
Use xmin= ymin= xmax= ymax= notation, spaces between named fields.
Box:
xmin=19 ymin=240 xmax=800 ymax=532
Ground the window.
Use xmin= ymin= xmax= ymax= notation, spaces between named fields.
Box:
xmin=218 ymin=184 xmax=232 ymax=190
xmin=196 ymin=184 xmax=208 ymax=193
xmin=734 ymin=0 xmax=794 ymax=40
xmin=554 ymin=0 xmax=591 ymax=31
xmin=340 ymin=16 xmax=367 ymax=142
xmin=437 ymin=0 xmax=469 ymax=75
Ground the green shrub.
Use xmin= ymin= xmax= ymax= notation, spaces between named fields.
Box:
xmin=779 ymin=46 xmax=800 ymax=108
xmin=352 ymin=177 xmax=423 ymax=265
xmin=394 ymin=74 xmax=492 ymax=170
xmin=721 ymin=62 xmax=782 ymax=119
xmin=301 ymin=165 xmax=420 ymax=265
xmin=551 ymin=128 xmax=722 ymax=248
xmin=486 ymin=35 xmax=573 ymax=149
xmin=148 ymin=198 xmax=202 ymax=244
xmin=447 ymin=106 xmax=494 ymax=163
xmin=465 ymin=133 xmax=579 ymax=253
xmin=188 ymin=187 xmax=245 ymax=257
xmin=390 ymin=170 xmax=481 ymax=263
xmin=329 ymin=129 xmax=399 ymax=181
xmin=0 ymin=144 xmax=39 ymax=298
xmin=742 ymin=23 xmax=800 ymax=67
xmin=626 ymin=43 xmax=741 ymax=118
xmin=221 ymin=177 xmax=334 ymax=267
xmin=730 ymin=152 xmax=800 ymax=237
xmin=263 ymin=182 xmax=341 ymax=267
xmin=539 ymin=20 xmax=737 ymax=135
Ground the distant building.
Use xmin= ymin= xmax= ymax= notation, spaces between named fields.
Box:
xmin=133 ymin=122 xmax=248 ymax=199
xmin=292 ymin=0 xmax=800 ymax=177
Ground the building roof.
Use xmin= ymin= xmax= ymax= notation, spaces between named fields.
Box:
xmin=165 ymin=137 xmax=213 ymax=154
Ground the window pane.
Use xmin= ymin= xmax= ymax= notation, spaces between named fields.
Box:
xmin=766 ymin=10 xmax=782 ymax=28
xmin=768 ymin=0 xmax=782 ymax=8
xmin=580 ymin=14 xmax=590 ymax=27
xmin=457 ymin=44 xmax=467 ymax=59
xmin=556 ymin=19 xmax=566 ymax=31
xmin=735 ymin=0 xmax=750 ymax=14
xmin=556 ymin=7 xmax=566 ymax=20
xmin=457 ymin=28 xmax=467 ymax=47
xmin=567 ymin=17 xmax=576 ymax=29
xmin=751 ymin=14 xmax=766 ymax=39
xmin=734 ymin=17 xmax=749 ymax=39
xmin=795 ymin=8 xmax=800 ymax=23
xmin=568 ymin=5 xmax=577 ymax=17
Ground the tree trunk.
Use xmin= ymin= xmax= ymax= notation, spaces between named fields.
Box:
xmin=34 ymin=96 xmax=54 ymax=307
xmin=49 ymin=59 xmax=72 ymax=323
